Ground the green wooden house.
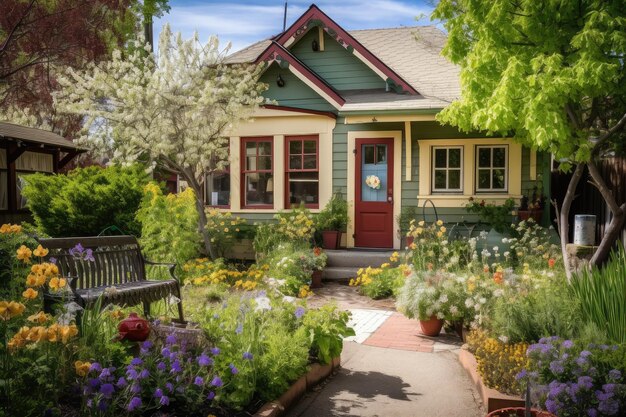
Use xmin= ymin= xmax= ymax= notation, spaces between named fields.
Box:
xmin=209 ymin=4 xmax=549 ymax=250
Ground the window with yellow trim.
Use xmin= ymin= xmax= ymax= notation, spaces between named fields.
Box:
xmin=475 ymin=145 xmax=508 ymax=192
xmin=432 ymin=146 xmax=463 ymax=193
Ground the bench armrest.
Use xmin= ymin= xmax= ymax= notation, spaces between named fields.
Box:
xmin=143 ymin=260 xmax=177 ymax=281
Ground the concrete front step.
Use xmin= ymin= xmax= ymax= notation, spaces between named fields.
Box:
xmin=322 ymin=266 xmax=360 ymax=282
xmin=325 ymin=249 xmax=394 ymax=268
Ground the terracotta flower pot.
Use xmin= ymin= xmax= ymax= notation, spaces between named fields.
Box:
xmin=518 ymin=210 xmax=543 ymax=223
xmin=321 ymin=230 xmax=341 ymax=250
xmin=311 ymin=269 xmax=323 ymax=289
xmin=419 ymin=316 xmax=444 ymax=337
xmin=486 ymin=407 xmax=556 ymax=417
xmin=406 ymin=235 xmax=414 ymax=247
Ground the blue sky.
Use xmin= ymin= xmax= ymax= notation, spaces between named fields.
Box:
xmin=155 ymin=0 xmax=437 ymax=52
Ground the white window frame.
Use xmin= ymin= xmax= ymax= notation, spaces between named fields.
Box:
xmin=431 ymin=146 xmax=464 ymax=193
xmin=475 ymin=145 xmax=508 ymax=192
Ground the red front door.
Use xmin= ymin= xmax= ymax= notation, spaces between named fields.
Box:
xmin=355 ymin=138 xmax=394 ymax=248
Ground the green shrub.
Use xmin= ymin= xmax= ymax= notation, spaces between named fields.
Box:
xmin=22 ymin=165 xmax=151 ymax=237
xmin=302 ymin=304 xmax=354 ymax=364
xmin=266 ymin=243 xmax=326 ymax=296
xmin=135 ymin=182 xmax=201 ymax=273
xmin=490 ymin=274 xmax=582 ymax=343
xmin=253 ymin=205 xmax=315 ymax=260
xmin=315 ymin=192 xmax=348 ymax=231
xmin=571 ymin=245 xmax=626 ymax=344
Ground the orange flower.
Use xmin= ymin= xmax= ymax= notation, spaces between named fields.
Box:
xmin=0 ymin=301 xmax=26 ymax=320
xmin=33 ymin=245 xmax=49 ymax=258
xmin=16 ymin=245 xmax=32 ymax=263
xmin=483 ymin=265 xmax=490 ymax=273
xmin=493 ymin=271 xmax=504 ymax=285
xmin=313 ymin=247 xmax=322 ymax=256
xmin=22 ymin=287 xmax=38 ymax=300
xmin=75 ymin=360 xmax=92 ymax=377
xmin=48 ymin=277 xmax=67 ymax=291
xmin=28 ymin=311 xmax=51 ymax=324
xmin=548 ymin=258 xmax=556 ymax=269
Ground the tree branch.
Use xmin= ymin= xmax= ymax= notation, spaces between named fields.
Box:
xmin=0 ymin=0 xmax=36 ymax=55
xmin=559 ymin=162 xmax=585 ymax=280
xmin=591 ymin=112 xmax=626 ymax=157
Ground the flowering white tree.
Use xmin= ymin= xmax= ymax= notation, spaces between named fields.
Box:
xmin=54 ymin=25 xmax=267 ymax=258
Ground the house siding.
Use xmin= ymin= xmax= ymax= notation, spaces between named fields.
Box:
xmin=260 ymin=63 xmax=336 ymax=112
xmin=290 ymin=30 xmax=386 ymax=91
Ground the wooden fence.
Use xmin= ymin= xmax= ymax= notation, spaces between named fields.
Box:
xmin=551 ymin=157 xmax=626 ymax=247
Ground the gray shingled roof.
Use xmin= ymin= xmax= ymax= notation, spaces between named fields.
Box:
xmin=225 ymin=26 xmax=460 ymax=110
xmin=0 ymin=121 xmax=81 ymax=150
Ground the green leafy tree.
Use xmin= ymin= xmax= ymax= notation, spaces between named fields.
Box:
xmin=22 ymin=165 xmax=151 ymax=237
xmin=433 ymin=0 xmax=626 ymax=276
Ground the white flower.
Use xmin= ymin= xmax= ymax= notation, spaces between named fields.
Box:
xmin=465 ymin=299 xmax=474 ymax=308
xmin=494 ymin=289 xmax=504 ymax=297
xmin=479 ymin=297 xmax=487 ymax=304
xmin=498 ymin=335 xmax=509 ymax=344
xmin=254 ymin=296 xmax=272 ymax=312
xmin=493 ymin=246 xmax=499 ymax=252
xmin=504 ymin=251 xmax=510 ymax=258
xmin=450 ymin=305 xmax=459 ymax=315
xmin=474 ymin=303 xmax=481 ymax=311
xmin=501 ymin=238 xmax=508 ymax=244
xmin=436 ymin=312 xmax=445 ymax=320
xmin=439 ymin=294 xmax=448 ymax=303
xmin=282 ymin=296 xmax=296 ymax=303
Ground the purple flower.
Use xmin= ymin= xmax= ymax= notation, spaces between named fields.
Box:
xmin=198 ymin=354 xmax=212 ymax=367
xmin=211 ymin=347 xmax=220 ymax=355
xmin=235 ymin=323 xmax=243 ymax=334
xmin=69 ymin=243 xmax=84 ymax=257
xmin=165 ymin=382 xmax=174 ymax=392
xmin=229 ymin=363 xmax=239 ymax=375
xmin=170 ymin=360 xmax=182 ymax=374
xmin=587 ymin=408 xmax=598 ymax=417
xmin=98 ymin=399 xmax=108 ymax=412
xmin=49 ymin=257 xmax=57 ymax=264
xmin=580 ymin=350 xmax=592 ymax=358
xmin=90 ymin=362 xmax=102 ymax=372
xmin=515 ymin=370 xmax=527 ymax=380
xmin=100 ymin=383 xmax=115 ymax=398
xmin=159 ymin=395 xmax=170 ymax=406
xmin=157 ymin=361 xmax=166 ymax=372
xmin=85 ymin=248 xmax=95 ymax=262
xmin=154 ymin=388 xmax=163 ymax=398
xmin=88 ymin=378 xmax=100 ymax=389
xmin=99 ymin=368 xmax=113 ymax=380
xmin=116 ymin=377 xmax=128 ymax=388
xmin=549 ymin=360 xmax=565 ymax=375
xmin=608 ymin=370 xmax=621 ymax=381
xmin=207 ymin=391 xmax=215 ymax=400
xmin=126 ymin=368 xmax=138 ymax=380
xmin=578 ymin=376 xmax=594 ymax=390
xmin=139 ymin=369 xmax=150 ymax=379
xmin=295 ymin=306 xmax=306 ymax=319
xmin=161 ymin=347 xmax=171 ymax=357
xmin=165 ymin=334 xmax=177 ymax=345
xmin=562 ymin=340 xmax=574 ymax=349
xmin=194 ymin=376 xmax=204 ymax=386
xmin=211 ymin=376 xmax=223 ymax=387
xmin=213 ymin=313 xmax=219 ymax=319
xmin=86 ymin=399 xmax=93 ymax=408
xmin=127 ymin=396 xmax=142 ymax=412
xmin=130 ymin=383 xmax=141 ymax=394
xmin=141 ymin=340 xmax=153 ymax=350
xmin=243 ymin=352 xmax=253 ymax=360
xmin=130 ymin=357 xmax=143 ymax=366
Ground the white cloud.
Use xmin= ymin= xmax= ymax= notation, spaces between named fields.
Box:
xmin=156 ymin=0 xmax=434 ymax=52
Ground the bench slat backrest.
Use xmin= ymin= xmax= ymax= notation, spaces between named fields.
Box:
xmin=38 ymin=236 xmax=146 ymax=289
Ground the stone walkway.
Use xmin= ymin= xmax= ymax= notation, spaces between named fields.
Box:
xmin=285 ymin=284 xmax=485 ymax=417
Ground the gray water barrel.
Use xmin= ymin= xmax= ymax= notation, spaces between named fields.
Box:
xmin=574 ymin=215 xmax=596 ymax=245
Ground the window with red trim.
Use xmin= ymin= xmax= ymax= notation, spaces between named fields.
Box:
xmin=285 ymin=135 xmax=319 ymax=208
xmin=241 ymin=137 xmax=273 ymax=208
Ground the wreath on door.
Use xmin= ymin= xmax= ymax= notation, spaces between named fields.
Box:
xmin=365 ymin=175 xmax=381 ymax=190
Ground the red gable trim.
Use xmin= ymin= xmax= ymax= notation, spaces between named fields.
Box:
xmin=255 ymin=42 xmax=346 ymax=107
xmin=274 ymin=4 xmax=420 ymax=96
xmin=262 ymin=104 xmax=337 ymax=119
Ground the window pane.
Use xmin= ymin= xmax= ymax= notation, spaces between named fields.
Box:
xmin=478 ymin=148 xmax=491 ymax=168
xmin=303 ymin=140 xmax=316 ymax=154
xmin=492 ymin=169 xmax=506 ymax=189
xmin=0 ymin=171 xmax=7 ymax=210
xmin=434 ymin=149 xmax=447 ymax=168
xmin=246 ymin=141 xmax=257 ymax=155
xmin=245 ymin=173 xmax=273 ymax=206
xmin=257 ymin=156 xmax=272 ymax=170
xmin=303 ymin=155 xmax=317 ymax=169
xmin=493 ymin=147 xmax=506 ymax=167
xmin=434 ymin=170 xmax=447 ymax=189
xmin=449 ymin=148 xmax=461 ymax=168
xmin=376 ymin=145 xmax=387 ymax=164
xmin=478 ymin=169 xmax=491 ymax=189
xmin=258 ymin=142 xmax=272 ymax=156
xmin=206 ymin=171 xmax=230 ymax=206
xmin=289 ymin=172 xmax=318 ymax=180
xmin=448 ymin=169 xmax=461 ymax=189
xmin=246 ymin=156 xmax=256 ymax=170
xmin=289 ymin=155 xmax=302 ymax=170
xmin=364 ymin=145 xmax=375 ymax=164
xmin=289 ymin=176 xmax=319 ymax=205
xmin=289 ymin=140 xmax=302 ymax=155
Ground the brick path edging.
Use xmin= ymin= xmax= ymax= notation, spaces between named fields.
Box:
xmin=253 ymin=356 xmax=341 ymax=417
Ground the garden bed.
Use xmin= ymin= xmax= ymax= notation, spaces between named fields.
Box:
xmin=254 ymin=356 xmax=341 ymax=417
xmin=459 ymin=348 xmax=524 ymax=412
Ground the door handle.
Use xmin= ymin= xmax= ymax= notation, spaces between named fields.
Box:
xmin=387 ymin=196 xmax=393 ymax=203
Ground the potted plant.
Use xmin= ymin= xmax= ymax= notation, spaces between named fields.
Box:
xmin=316 ymin=192 xmax=348 ymax=250
xmin=310 ymin=247 xmax=327 ymax=288
xmin=396 ymin=271 xmax=459 ymax=337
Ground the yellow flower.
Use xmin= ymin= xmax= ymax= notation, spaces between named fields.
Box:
xmin=28 ymin=311 xmax=51 ymax=324
xmin=418 ymin=220 xmax=425 ymax=226
xmin=33 ymin=245 xmax=49 ymax=258
xmin=436 ymin=231 xmax=443 ymax=238
xmin=75 ymin=360 xmax=92 ymax=377
xmin=436 ymin=220 xmax=443 ymax=226
xmin=22 ymin=287 xmax=38 ymax=300
xmin=440 ymin=226 xmax=447 ymax=233
xmin=0 ymin=301 xmax=26 ymax=320
xmin=223 ymin=227 xmax=229 ymax=233
xmin=48 ymin=277 xmax=67 ymax=291
xmin=409 ymin=242 xmax=417 ymax=250
xmin=381 ymin=263 xmax=390 ymax=268
xmin=16 ymin=245 xmax=32 ymax=263
xmin=0 ymin=223 xmax=22 ymax=234
xmin=60 ymin=325 xmax=79 ymax=343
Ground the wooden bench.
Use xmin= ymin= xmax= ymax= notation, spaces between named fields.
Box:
xmin=38 ymin=235 xmax=184 ymax=322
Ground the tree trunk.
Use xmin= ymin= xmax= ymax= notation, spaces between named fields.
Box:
xmin=181 ymin=171 xmax=216 ymax=260
xmin=559 ymin=163 xmax=585 ymax=280
xmin=587 ymin=160 xmax=626 ymax=266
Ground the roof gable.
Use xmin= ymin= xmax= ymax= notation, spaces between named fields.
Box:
xmin=274 ymin=4 xmax=419 ymax=95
